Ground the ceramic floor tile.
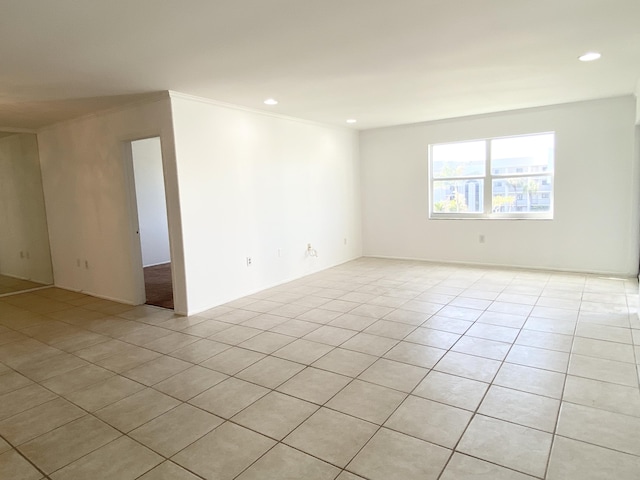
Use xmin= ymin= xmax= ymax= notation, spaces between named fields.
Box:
xmin=451 ymin=336 xmax=511 ymax=361
xmin=276 ymin=367 xmax=351 ymax=404
xmin=575 ymin=323 xmax=633 ymax=344
xmin=18 ymin=415 xmax=120 ymax=474
xmin=209 ymin=325 xmax=263 ymax=345
xmin=465 ymin=323 xmax=520 ymax=343
xmin=0 ymin=449 xmax=43 ymax=480
xmin=0 ymin=384 xmax=58 ymax=420
xmin=173 ymin=422 xmax=275 ymax=480
xmin=236 ymin=356 xmax=305 ymax=388
xmin=413 ymin=370 xmax=489 ymax=411
xmin=65 ymin=375 xmax=145 ymax=411
xmin=523 ymin=316 xmax=576 ymax=335
xmin=506 ymin=345 xmax=569 ymax=373
xmin=0 ymin=437 xmax=10 ymax=454
xmin=382 ymin=308 xmax=428 ymax=326
xmin=181 ymin=320 xmax=233 ymax=338
xmin=94 ymin=388 xmax=180 ymax=432
xmin=236 ymin=443 xmax=340 ymax=480
xmin=404 ymin=327 xmax=460 ymax=349
xmin=572 ymin=336 xmax=635 ymax=363
xmin=515 ymin=329 xmax=573 ymax=353
xmin=363 ymin=320 xmax=416 ymax=340
xmin=382 ymin=341 xmax=445 ymax=368
xmin=238 ymin=331 xmax=296 ymax=354
xmin=130 ymin=403 xmax=223 ymax=457
xmin=0 ymin=397 xmax=85 ymax=445
xmin=272 ymin=338 xmax=334 ymax=364
xmin=16 ymin=352 xmax=87 ymax=382
xmin=358 ymin=358 xmax=428 ymax=392
xmin=493 ymin=363 xmax=565 ymax=399
xmin=327 ymin=313 xmax=378 ymax=331
xmin=50 ymin=436 xmax=161 ymax=480
xmin=296 ymin=308 xmax=342 ymax=324
xmin=122 ymin=355 xmax=192 ymax=386
xmin=479 ymin=385 xmax=560 ymax=432
xmin=402 ymin=300 xmax=445 ymax=315
xmin=336 ymin=472 xmax=367 ymax=480
xmin=568 ymin=354 xmax=638 ymax=387
xmin=283 ymin=407 xmax=377 ymax=467
xmin=168 ymin=338 xmax=231 ymax=363
xmin=477 ymin=310 xmax=527 ymax=328
xmin=312 ymin=348 xmax=378 ymax=377
xmin=457 ymin=415 xmax=552 ymax=478
xmin=557 ymin=402 xmax=640 ymax=455
xmin=385 ymin=395 xmax=472 ymax=448
xmin=348 ymin=427 xmax=450 ymax=480
xmin=240 ymin=313 xmax=289 ymax=330
xmin=563 ymin=375 xmax=640 ymax=417
xmin=421 ymin=315 xmax=473 ymax=334
xmin=434 ymin=351 xmax=501 ymax=383
xmin=153 ymin=365 xmax=228 ymax=401
xmin=488 ymin=300 xmax=533 ymax=316
xmin=440 ymin=453 xmax=536 ymax=480
xmin=95 ymin=346 xmax=161 ymax=373
xmin=339 ymin=332 xmax=398 ymax=356
xmin=530 ymin=306 xmax=578 ymax=321
xmin=232 ymin=391 xmax=318 ymax=440
xmin=189 ymin=377 xmax=269 ymax=418
xmin=270 ymin=319 xmax=322 ymax=337
xmin=138 ymin=461 xmax=201 ymax=480
xmin=40 ymin=364 xmax=114 ymax=395
xmin=303 ymin=325 xmax=358 ymax=346
xmin=0 ymin=370 xmax=33 ymax=395
xmin=547 ymin=435 xmax=640 ymax=480
xmin=450 ymin=296 xmax=492 ymax=310
xmin=326 ymin=379 xmax=406 ymax=424
xmin=200 ymin=346 xmax=265 ymax=375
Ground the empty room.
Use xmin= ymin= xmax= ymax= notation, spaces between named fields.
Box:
xmin=1 ymin=1 xmax=639 ymax=479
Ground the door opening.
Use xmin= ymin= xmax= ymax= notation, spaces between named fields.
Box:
xmin=130 ymin=137 xmax=174 ymax=310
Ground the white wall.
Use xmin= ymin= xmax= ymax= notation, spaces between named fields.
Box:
xmin=361 ymin=96 xmax=639 ymax=276
xmin=169 ymin=93 xmax=362 ymax=314
xmin=37 ymin=96 xmax=188 ymax=311
xmin=0 ymin=133 xmax=53 ymax=284
xmin=131 ymin=137 xmax=171 ymax=267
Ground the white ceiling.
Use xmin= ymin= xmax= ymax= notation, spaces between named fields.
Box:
xmin=2 ymin=0 xmax=639 ymax=130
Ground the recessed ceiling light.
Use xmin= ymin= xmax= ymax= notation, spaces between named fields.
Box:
xmin=263 ymin=98 xmax=278 ymax=105
xmin=346 ymin=119 xmax=357 ymax=124
xmin=579 ymin=52 xmax=601 ymax=62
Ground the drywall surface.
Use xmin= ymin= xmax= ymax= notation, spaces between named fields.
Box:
xmin=37 ymin=97 xmax=187 ymax=311
xmin=170 ymin=94 xmax=362 ymax=314
xmin=0 ymin=133 xmax=53 ymax=283
xmin=360 ymin=96 xmax=639 ymax=276
xmin=132 ymin=137 xmax=171 ymax=267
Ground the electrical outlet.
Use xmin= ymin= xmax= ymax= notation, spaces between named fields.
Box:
xmin=246 ymin=257 xmax=252 ymax=266
xmin=479 ymin=235 xmax=485 ymax=244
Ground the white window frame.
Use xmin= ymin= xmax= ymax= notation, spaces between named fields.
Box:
xmin=428 ymin=132 xmax=555 ymax=220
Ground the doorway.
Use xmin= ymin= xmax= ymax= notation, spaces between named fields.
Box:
xmin=130 ymin=137 xmax=174 ymax=309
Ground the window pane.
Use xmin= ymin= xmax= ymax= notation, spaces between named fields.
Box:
xmin=433 ymin=179 xmax=484 ymax=213
xmin=432 ymin=140 xmax=485 ymax=178
xmin=491 ymin=176 xmax=552 ymax=213
xmin=490 ymin=133 xmax=554 ymax=175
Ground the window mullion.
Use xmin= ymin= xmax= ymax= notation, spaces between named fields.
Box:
xmin=484 ymin=140 xmax=492 ymax=215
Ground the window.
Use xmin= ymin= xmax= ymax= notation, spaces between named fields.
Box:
xmin=429 ymin=132 xmax=554 ymax=219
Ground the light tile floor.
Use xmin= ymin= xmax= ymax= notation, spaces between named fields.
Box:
xmin=1 ymin=258 xmax=639 ymax=479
